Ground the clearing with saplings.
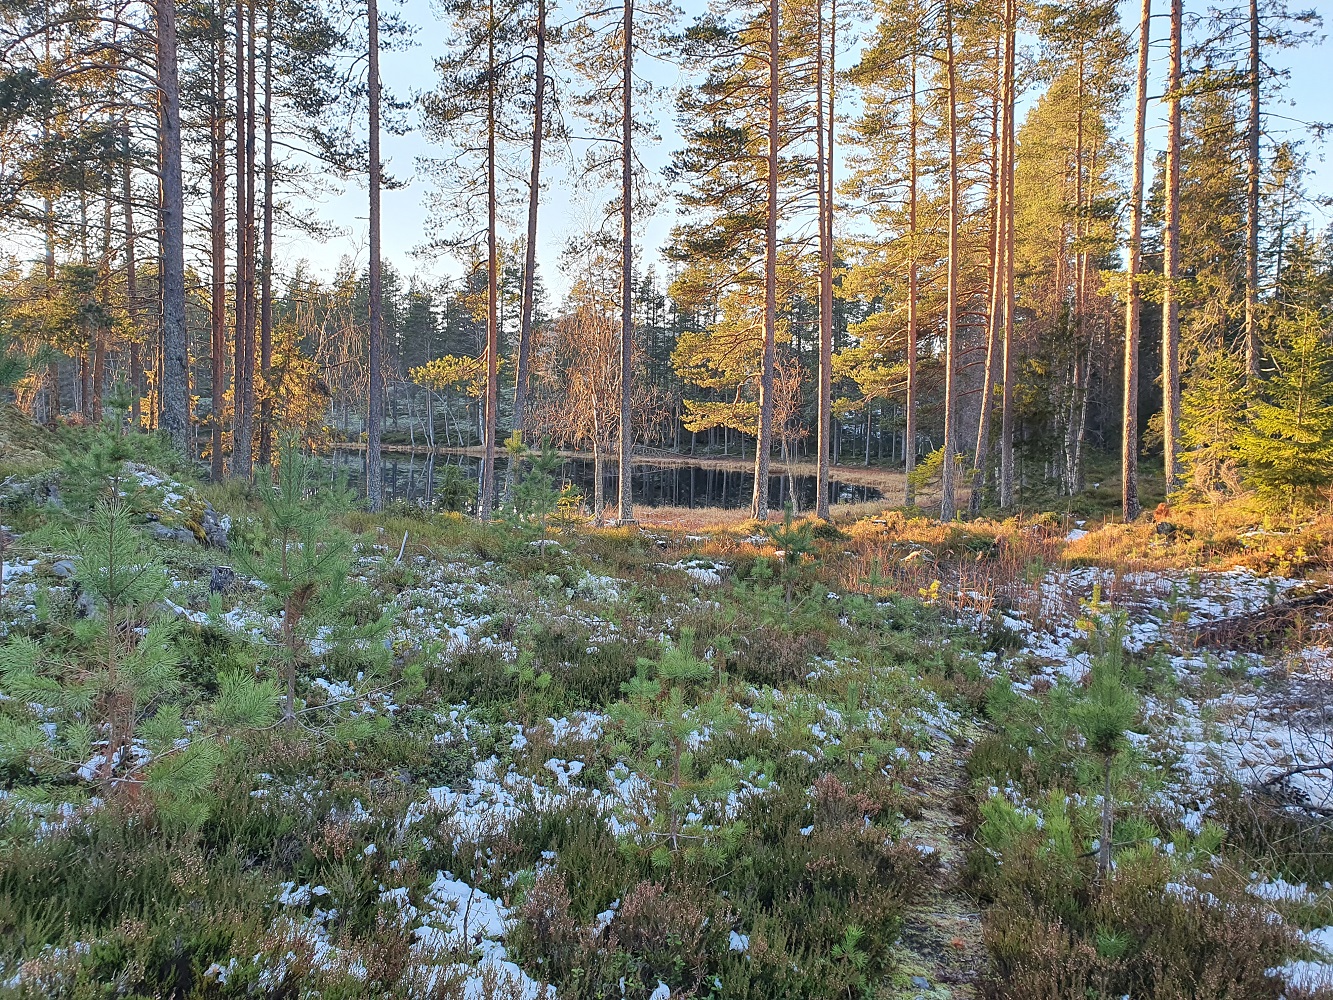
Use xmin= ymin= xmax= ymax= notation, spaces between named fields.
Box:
xmin=5 ymin=409 xmax=1333 ymax=998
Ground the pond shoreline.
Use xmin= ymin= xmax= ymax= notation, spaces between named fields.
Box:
xmin=327 ymin=444 xmax=913 ymax=499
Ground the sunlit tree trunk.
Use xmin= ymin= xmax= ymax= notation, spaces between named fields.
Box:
xmin=939 ymin=0 xmax=959 ymax=521
xmin=258 ymin=0 xmax=275 ymax=467
xmin=1244 ymin=0 xmax=1260 ymax=379
xmin=94 ymin=187 xmax=109 ymax=422
xmin=752 ymin=0 xmax=779 ymax=521
xmin=157 ymin=0 xmax=189 ymax=452
xmin=479 ymin=0 xmax=500 ymax=520
xmin=972 ymin=32 xmax=1004 ymax=515
xmin=1123 ymin=0 xmax=1150 ymax=520
xmin=815 ymin=0 xmax=835 ymax=521
xmin=998 ymin=0 xmax=1017 ymax=509
xmin=1162 ymin=0 xmax=1183 ymax=489
xmin=508 ymin=0 xmax=546 ymax=500
xmin=232 ymin=0 xmax=251 ymax=476
xmin=123 ymin=116 xmax=141 ymax=428
xmin=904 ymin=47 xmax=919 ymax=507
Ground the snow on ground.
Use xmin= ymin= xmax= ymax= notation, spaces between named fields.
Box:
xmin=1268 ymin=925 xmax=1333 ymax=992
xmin=206 ymin=873 xmax=553 ymax=997
xmin=982 ymin=561 xmax=1333 ymax=819
xmin=662 ymin=559 xmax=729 ymax=586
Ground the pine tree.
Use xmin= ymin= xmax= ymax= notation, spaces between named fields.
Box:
xmin=609 ymin=633 xmax=743 ymax=867
xmin=420 ymin=0 xmax=534 ymax=519
xmin=1072 ymin=599 xmax=1138 ymax=881
xmin=367 ymin=0 xmax=385 ymax=511
xmin=157 ymin=0 xmax=190 ymax=454
xmin=0 ymin=499 xmax=178 ymax=786
xmin=1123 ymin=0 xmax=1151 ymax=520
xmin=1161 ymin=0 xmax=1183 ymax=489
xmin=237 ymin=437 xmax=355 ymax=724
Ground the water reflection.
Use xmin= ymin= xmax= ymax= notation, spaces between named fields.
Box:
xmin=327 ymin=450 xmax=882 ymax=512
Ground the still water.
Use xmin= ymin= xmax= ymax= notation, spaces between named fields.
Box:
xmin=326 ymin=451 xmax=882 ymax=512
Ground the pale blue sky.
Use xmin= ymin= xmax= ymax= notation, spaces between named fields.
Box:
xmin=286 ymin=0 xmax=1333 ymax=301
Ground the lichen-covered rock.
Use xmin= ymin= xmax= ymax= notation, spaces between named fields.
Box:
xmin=200 ymin=502 xmax=230 ymax=550
xmin=209 ymin=566 xmax=238 ymax=594
xmin=151 ymin=524 xmax=197 ymax=546
xmin=126 ymin=464 xmax=228 ymax=549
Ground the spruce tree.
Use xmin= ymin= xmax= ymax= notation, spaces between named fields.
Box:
xmin=1180 ymin=347 xmax=1248 ymax=498
xmin=1233 ymin=313 xmax=1333 ymax=516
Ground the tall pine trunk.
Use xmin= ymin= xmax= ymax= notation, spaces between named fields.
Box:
xmin=258 ymin=0 xmax=275 ymax=467
xmin=157 ymin=0 xmax=189 ymax=452
xmin=904 ymin=48 xmax=919 ymax=507
xmin=479 ymin=0 xmax=500 ymax=520
xmin=123 ymin=117 xmax=141 ymax=428
xmin=617 ymin=0 xmax=635 ymax=523
xmin=752 ymin=0 xmax=779 ymax=521
xmin=236 ymin=0 xmax=259 ymax=474
xmin=971 ymin=33 xmax=1005 ymax=515
xmin=94 ymin=188 xmax=109 ymax=422
xmin=1162 ymin=0 xmax=1183 ymax=490
xmin=1244 ymin=0 xmax=1260 ymax=379
xmin=367 ymin=0 xmax=384 ymax=511
xmin=508 ymin=0 xmax=546 ymax=498
xmin=1123 ymin=0 xmax=1150 ymax=520
xmin=998 ymin=0 xmax=1016 ymax=508
xmin=939 ymin=0 xmax=959 ymax=521
xmin=815 ymin=0 xmax=834 ymax=520
xmin=211 ymin=26 xmax=227 ymax=481
xmin=232 ymin=0 xmax=252 ymax=476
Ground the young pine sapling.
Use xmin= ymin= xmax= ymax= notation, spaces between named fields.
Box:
xmin=237 ymin=438 xmax=355 ymax=725
xmin=767 ymin=504 xmax=818 ymax=606
xmin=1073 ymin=591 xmax=1140 ymax=881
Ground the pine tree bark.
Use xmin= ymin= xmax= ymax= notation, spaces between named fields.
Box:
xmin=939 ymin=0 xmax=959 ymax=521
xmin=94 ymin=189 xmax=109 ymax=422
xmin=40 ymin=27 xmax=59 ymax=424
xmin=367 ymin=0 xmax=385 ymax=511
xmin=509 ymin=0 xmax=546 ymax=494
xmin=1244 ymin=0 xmax=1260 ymax=379
xmin=258 ymin=0 xmax=275 ymax=467
xmin=1065 ymin=49 xmax=1088 ymax=497
xmin=971 ymin=32 xmax=1005 ymax=515
xmin=1162 ymin=0 xmax=1183 ymax=490
xmin=998 ymin=0 xmax=1017 ymax=509
xmin=904 ymin=47 xmax=919 ymax=507
xmin=752 ymin=0 xmax=779 ymax=521
xmin=479 ymin=0 xmax=500 ymax=520
xmin=211 ymin=27 xmax=227 ymax=481
xmin=123 ymin=120 xmax=141 ymax=428
xmin=240 ymin=0 xmax=258 ymax=472
xmin=156 ymin=0 xmax=189 ymax=452
xmin=232 ymin=0 xmax=251 ymax=477
xmin=617 ymin=0 xmax=635 ymax=523
xmin=1123 ymin=0 xmax=1150 ymax=521
xmin=815 ymin=0 xmax=833 ymax=520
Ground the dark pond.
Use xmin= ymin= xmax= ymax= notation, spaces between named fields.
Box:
xmin=326 ymin=451 xmax=882 ymax=512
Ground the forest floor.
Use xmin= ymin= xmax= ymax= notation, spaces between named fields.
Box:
xmin=2 ymin=421 xmax=1333 ymax=998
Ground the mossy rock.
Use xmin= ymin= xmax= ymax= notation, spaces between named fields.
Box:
xmin=0 ymin=403 xmax=58 ymax=472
